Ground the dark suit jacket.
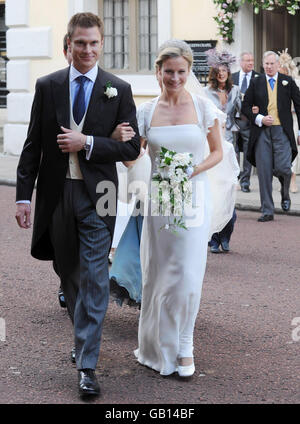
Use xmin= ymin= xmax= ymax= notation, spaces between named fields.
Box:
xmin=241 ymin=72 xmax=300 ymax=166
xmin=16 ymin=66 xmax=140 ymax=260
xmin=231 ymin=70 xmax=259 ymax=88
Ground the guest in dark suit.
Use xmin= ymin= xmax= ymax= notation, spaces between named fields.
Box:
xmin=232 ymin=52 xmax=259 ymax=192
xmin=15 ymin=13 xmax=140 ymax=397
xmin=242 ymin=51 xmax=300 ymax=222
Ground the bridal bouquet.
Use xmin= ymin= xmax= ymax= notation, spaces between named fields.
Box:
xmin=152 ymin=146 xmax=194 ymax=233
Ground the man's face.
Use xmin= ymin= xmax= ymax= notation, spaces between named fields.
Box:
xmin=263 ymin=54 xmax=280 ymax=77
xmin=240 ymin=54 xmax=254 ymax=73
xmin=68 ymin=25 xmax=103 ymax=73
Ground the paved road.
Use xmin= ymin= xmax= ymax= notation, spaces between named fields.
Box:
xmin=0 ymin=185 xmax=299 ymax=405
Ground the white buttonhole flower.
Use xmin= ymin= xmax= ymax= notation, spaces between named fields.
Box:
xmin=104 ymin=81 xmax=118 ymax=98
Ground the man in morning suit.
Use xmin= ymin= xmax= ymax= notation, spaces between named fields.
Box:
xmin=15 ymin=13 xmax=140 ymax=397
xmin=242 ymin=51 xmax=300 ymax=222
xmin=232 ymin=52 xmax=259 ymax=192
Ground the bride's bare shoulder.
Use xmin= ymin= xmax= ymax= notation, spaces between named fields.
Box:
xmin=137 ymin=97 xmax=159 ymax=112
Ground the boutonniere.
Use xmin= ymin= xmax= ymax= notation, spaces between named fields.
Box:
xmin=282 ymin=80 xmax=289 ymax=86
xmin=104 ymin=81 xmax=118 ymax=98
xmin=254 ymin=74 xmax=259 ymax=77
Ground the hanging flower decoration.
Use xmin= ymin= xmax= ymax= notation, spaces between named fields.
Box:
xmin=213 ymin=0 xmax=300 ymax=44
xmin=213 ymin=0 xmax=240 ymax=44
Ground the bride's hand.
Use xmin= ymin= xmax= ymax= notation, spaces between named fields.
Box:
xmin=186 ymin=165 xmax=195 ymax=179
xmin=110 ymin=122 xmax=136 ymax=142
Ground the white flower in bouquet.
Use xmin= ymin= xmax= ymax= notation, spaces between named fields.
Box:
xmin=159 ymin=166 xmax=170 ymax=179
xmin=173 ymin=152 xmax=192 ymax=167
xmin=151 ymin=146 xmax=194 ymax=233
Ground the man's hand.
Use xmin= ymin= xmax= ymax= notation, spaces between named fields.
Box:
xmin=262 ymin=115 xmax=274 ymax=127
xmin=57 ymin=126 xmax=86 ymax=153
xmin=111 ymin=122 xmax=135 ymax=142
xmin=15 ymin=203 xmax=31 ymax=229
xmin=297 ymin=135 xmax=300 ymax=146
xmin=252 ymin=106 xmax=259 ymax=114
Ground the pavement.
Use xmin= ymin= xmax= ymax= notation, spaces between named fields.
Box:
xmin=1 ymin=153 xmax=300 ymax=406
xmin=1 ymin=185 xmax=300 ymax=406
xmin=1 ymin=152 xmax=300 ymax=215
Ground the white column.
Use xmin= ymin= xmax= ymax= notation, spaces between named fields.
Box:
xmin=5 ymin=0 xmax=29 ymax=27
xmin=228 ymin=3 xmax=254 ymax=73
xmin=4 ymin=0 xmax=52 ymax=155
xmin=157 ymin=0 xmax=172 ymax=46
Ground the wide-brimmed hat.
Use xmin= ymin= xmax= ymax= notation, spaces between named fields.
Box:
xmin=206 ymin=48 xmax=236 ymax=70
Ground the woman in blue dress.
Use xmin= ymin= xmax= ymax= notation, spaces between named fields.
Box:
xmin=109 ymin=138 xmax=151 ymax=308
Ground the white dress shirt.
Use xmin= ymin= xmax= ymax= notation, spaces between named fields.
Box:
xmin=70 ymin=63 xmax=98 ymax=159
xmin=17 ymin=64 xmax=98 ymax=204
xmin=239 ymin=71 xmax=252 ymax=90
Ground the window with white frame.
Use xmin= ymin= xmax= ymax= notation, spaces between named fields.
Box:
xmin=99 ymin=0 xmax=158 ymax=73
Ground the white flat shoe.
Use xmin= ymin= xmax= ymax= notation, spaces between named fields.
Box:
xmin=177 ymin=363 xmax=195 ymax=377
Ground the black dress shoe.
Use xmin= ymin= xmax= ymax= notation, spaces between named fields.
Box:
xmin=220 ymin=240 xmax=230 ymax=252
xmin=281 ymin=199 xmax=291 ymax=212
xmin=126 ymin=298 xmax=141 ymax=309
xmin=257 ymin=214 xmax=274 ymax=222
xmin=110 ymin=277 xmax=130 ymax=306
xmin=241 ymin=184 xmax=250 ymax=193
xmin=71 ymin=347 xmax=76 ymax=364
xmin=78 ymin=369 xmax=100 ymax=397
xmin=58 ymin=287 xmax=66 ymax=308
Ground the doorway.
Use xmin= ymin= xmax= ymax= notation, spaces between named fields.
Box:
xmin=254 ymin=7 xmax=300 ymax=72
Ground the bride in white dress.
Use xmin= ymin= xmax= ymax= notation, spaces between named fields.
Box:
xmin=134 ymin=40 xmax=238 ymax=377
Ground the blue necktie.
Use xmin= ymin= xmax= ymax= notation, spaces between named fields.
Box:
xmin=269 ymin=78 xmax=275 ymax=91
xmin=73 ymin=76 xmax=87 ymax=125
xmin=240 ymin=73 xmax=248 ymax=94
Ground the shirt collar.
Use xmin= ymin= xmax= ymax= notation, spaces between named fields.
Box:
xmin=266 ymin=72 xmax=278 ymax=81
xmin=70 ymin=63 xmax=98 ymax=82
xmin=241 ymin=71 xmax=251 ymax=77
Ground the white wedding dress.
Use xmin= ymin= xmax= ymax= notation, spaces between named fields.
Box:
xmin=134 ymin=93 xmax=239 ymax=375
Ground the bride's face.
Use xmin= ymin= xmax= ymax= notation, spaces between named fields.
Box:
xmin=159 ymin=56 xmax=190 ymax=93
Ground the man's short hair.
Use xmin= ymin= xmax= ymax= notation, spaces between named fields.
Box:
xmin=240 ymin=52 xmax=254 ymax=60
xmin=263 ymin=51 xmax=279 ymax=62
xmin=67 ymin=12 xmax=104 ymax=40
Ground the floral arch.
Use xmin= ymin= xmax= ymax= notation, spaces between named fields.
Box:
xmin=213 ymin=0 xmax=300 ymax=44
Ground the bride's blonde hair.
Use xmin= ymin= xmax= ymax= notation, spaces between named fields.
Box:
xmin=155 ymin=39 xmax=193 ymax=70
